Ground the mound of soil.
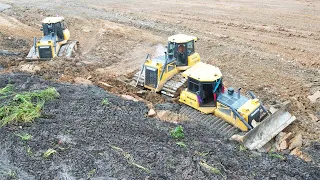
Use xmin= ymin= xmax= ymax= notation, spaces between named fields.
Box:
xmin=0 ymin=74 xmax=319 ymax=180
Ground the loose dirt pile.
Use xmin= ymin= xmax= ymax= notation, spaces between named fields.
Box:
xmin=0 ymin=74 xmax=319 ymax=180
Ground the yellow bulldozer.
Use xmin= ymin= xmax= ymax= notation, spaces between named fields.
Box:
xmin=132 ymin=34 xmax=200 ymax=97
xmin=26 ymin=17 xmax=78 ymax=60
xmin=179 ymin=62 xmax=296 ymax=150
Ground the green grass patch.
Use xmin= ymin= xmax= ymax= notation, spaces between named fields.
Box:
xmin=16 ymin=133 xmax=32 ymax=141
xmin=199 ymin=160 xmax=226 ymax=179
xmin=176 ymin=141 xmax=187 ymax=148
xmin=43 ymin=148 xmax=57 ymax=158
xmin=111 ymin=145 xmax=150 ymax=173
xmin=239 ymin=144 xmax=248 ymax=152
xmin=101 ymin=98 xmax=110 ymax=106
xmin=87 ymin=169 xmax=96 ymax=178
xmin=0 ymin=86 xmax=59 ymax=126
xmin=26 ymin=146 xmax=33 ymax=156
xmin=269 ymin=153 xmax=286 ymax=160
xmin=170 ymin=125 xmax=184 ymax=139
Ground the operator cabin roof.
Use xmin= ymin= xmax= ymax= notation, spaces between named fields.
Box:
xmin=168 ymin=34 xmax=198 ymax=43
xmin=42 ymin=17 xmax=64 ymax=24
xmin=182 ymin=62 xmax=222 ymax=82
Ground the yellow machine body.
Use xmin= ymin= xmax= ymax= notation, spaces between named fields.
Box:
xmin=27 ymin=17 xmax=77 ymax=60
xmin=143 ymin=60 xmax=179 ymax=91
xmin=140 ymin=34 xmax=200 ymax=93
xmin=179 ymin=62 xmax=263 ymax=131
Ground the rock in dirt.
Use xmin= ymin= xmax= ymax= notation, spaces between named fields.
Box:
xmin=19 ymin=64 xmax=41 ymax=73
xmin=309 ymin=114 xmax=319 ymax=122
xmin=156 ymin=110 xmax=185 ymax=123
xmin=230 ymin=134 xmax=244 ymax=143
xmin=148 ymin=109 xmax=156 ymax=117
xmin=74 ymin=77 xmax=93 ymax=85
xmin=137 ymin=90 xmax=147 ymax=95
xmin=99 ymin=81 xmax=113 ymax=88
xmin=275 ymin=132 xmax=293 ymax=151
xmin=121 ymin=94 xmax=139 ymax=102
xmin=307 ymin=91 xmax=320 ymax=103
xmin=290 ymin=148 xmax=312 ymax=162
xmin=296 ymin=101 xmax=305 ymax=111
xmin=289 ymin=134 xmax=303 ymax=150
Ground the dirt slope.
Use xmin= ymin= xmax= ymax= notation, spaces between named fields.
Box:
xmin=0 ymin=74 xmax=319 ymax=180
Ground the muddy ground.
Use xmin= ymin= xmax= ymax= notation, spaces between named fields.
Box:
xmin=0 ymin=74 xmax=319 ymax=180
xmin=0 ymin=0 xmax=319 ymax=141
xmin=0 ymin=0 xmax=319 ymax=179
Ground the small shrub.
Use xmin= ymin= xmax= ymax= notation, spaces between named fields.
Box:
xmin=27 ymin=146 xmax=32 ymax=156
xmin=87 ymin=169 xmax=96 ymax=178
xmin=101 ymin=98 xmax=110 ymax=106
xmin=170 ymin=125 xmax=184 ymax=139
xmin=199 ymin=160 xmax=222 ymax=175
xmin=176 ymin=141 xmax=186 ymax=148
xmin=269 ymin=153 xmax=286 ymax=160
xmin=0 ymin=86 xmax=59 ymax=126
xmin=239 ymin=144 xmax=247 ymax=152
xmin=6 ymin=170 xmax=16 ymax=178
xmin=16 ymin=133 xmax=32 ymax=141
xmin=43 ymin=148 xmax=57 ymax=158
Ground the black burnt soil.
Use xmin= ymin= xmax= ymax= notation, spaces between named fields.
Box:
xmin=0 ymin=74 xmax=319 ymax=180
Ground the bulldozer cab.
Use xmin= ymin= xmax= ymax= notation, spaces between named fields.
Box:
xmin=187 ymin=77 xmax=223 ymax=107
xmin=167 ymin=34 xmax=197 ymax=66
xmin=42 ymin=17 xmax=66 ymax=42
xmin=181 ymin=62 xmax=223 ymax=106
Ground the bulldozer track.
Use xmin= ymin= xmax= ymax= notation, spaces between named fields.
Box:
xmin=132 ymin=70 xmax=187 ymax=97
xmin=179 ymin=105 xmax=240 ymax=137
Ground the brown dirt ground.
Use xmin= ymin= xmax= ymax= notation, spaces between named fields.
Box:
xmin=0 ymin=0 xmax=319 ymax=144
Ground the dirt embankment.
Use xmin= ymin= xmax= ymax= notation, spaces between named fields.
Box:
xmin=0 ymin=74 xmax=319 ymax=180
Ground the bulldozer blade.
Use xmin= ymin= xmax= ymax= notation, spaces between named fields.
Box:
xmin=243 ymin=101 xmax=296 ymax=150
xmin=26 ymin=45 xmax=39 ymax=60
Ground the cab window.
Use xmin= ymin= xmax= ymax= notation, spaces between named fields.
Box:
xmin=187 ymin=40 xmax=194 ymax=55
xmin=188 ymin=78 xmax=200 ymax=93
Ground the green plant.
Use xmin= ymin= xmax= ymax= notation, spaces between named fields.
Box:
xmin=196 ymin=151 xmax=209 ymax=157
xmin=43 ymin=148 xmax=57 ymax=158
xmin=239 ymin=144 xmax=247 ymax=152
xmin=16 ymin=133 xmax=32 ymax=141
xmin=199 ymin=160 xmax=226 ymax=179
xmin=170 ymin=125 xmax=184 ymax=139
xmin=101 ymin=98 xmax=109 ymax=106
xmin=176 ymin=141 xmax=186 ymax=148
xmin=27 ymin=146 xmax=32 ymax=156
xmin=111 ymin=145 xmax=150 ymax=173
xmin=0 ymin=86 xmax=59 ymax=126
xmin=269 ymin=153 xmax=286 ymax=160
xmin=6 ymin=169 xmax=16 ymax=178
xmin=87 ymin=169 xmax=96 ymax=178
xmin=0 ymin=84 xmax=14 ymax=96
